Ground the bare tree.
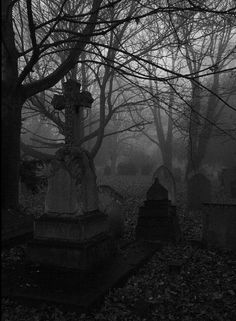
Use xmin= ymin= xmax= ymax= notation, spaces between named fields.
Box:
xmin=2 ymin=0 xmax=118 ymax=209
xmin=170 ymin=3 xmax=236 ymax=177
xmin=2 ymin=0 xmax=235 ymax=210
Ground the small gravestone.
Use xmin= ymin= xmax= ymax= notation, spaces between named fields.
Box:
xmin=152 ymin=165 xmax=177 ymax=205
xmin=135 ymin=178 xmax=181 ymax=243
xmin=147 ymin=177 xmax=168 ymax=200
xmin=202 ymin=203 xmax=236 ymax=251
xmin=187 ymin=173 xmax=212 ymax=210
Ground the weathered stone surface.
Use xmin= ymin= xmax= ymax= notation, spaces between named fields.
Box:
xmin=136 ymin=201 xmax=180 ymax=243
xmin=188 ymin=173 xmax=212 ymax=210
xmin=27 ymin=232 xmax=116 ymax=271
xmin=231 ymin=180 xmax=236 ymax=199
xmin=34 ymin=211 xmax=109 ymax=242
xmin=2 ymin=241 xmax=162 ymax=312
xmin=45 ymin=161 xmax=78 ymax=214
xmin=79 ymin=152 xmax=99 ymax=212
xmin=30 ymin=82 xmax=114 ymax=272
xmin=99 ymin=190 xmax=125 ymax=239
xmin=2 ymin=208 xmax=33 ymax=248
xmin=146 ymin=178 xmax=168 ymax=201
xmin=28 ymin=210 xmax=116 ymax=270
xmin=152 ymin=165 xmax=177 ymax=204
xmin=136 ymin=179 xmax=181 ymax=243
xmin=202 ymin=203 xmax=236 ymax=251
xmin=220 ymin=167 xmax=236 ymax=199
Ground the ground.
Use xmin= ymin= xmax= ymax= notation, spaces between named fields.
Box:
xmin=2 ymin=175 xmax=236 ymax=321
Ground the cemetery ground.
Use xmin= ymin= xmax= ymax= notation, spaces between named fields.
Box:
xmin=2 ymin=175 xmax=236 ymax=321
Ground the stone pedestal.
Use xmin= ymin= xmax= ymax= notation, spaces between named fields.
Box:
xmin=27 ymin=210 xmax=116 ymax=271
xmin=135 ymin=200 xmax=180 ymax=243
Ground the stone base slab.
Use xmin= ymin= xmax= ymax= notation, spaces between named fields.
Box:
xmin=136 ymin=204 xmax=181 ymax=242
xmin=202 ymin=203 xmax=236 ymax=251
xmin=34 ymin=210 xmax=109 ymax=242
xmin=27 ymin=232 xmax=116 ymax=271
xmin=2 ymin=241 xmax=162 ymax=312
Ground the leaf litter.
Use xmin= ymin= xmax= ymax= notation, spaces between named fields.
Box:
xmin=2 ymin=176 xmax=236 ymax=320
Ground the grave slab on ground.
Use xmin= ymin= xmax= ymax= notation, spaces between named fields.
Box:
xmin=2 ymin=241 xmax=162 ymax=312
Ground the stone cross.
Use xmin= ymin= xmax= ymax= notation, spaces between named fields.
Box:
xmin=51 ymin=79 xmax=94 ymax=145
xmin=50 ymin=80 xmax=98 ymax=214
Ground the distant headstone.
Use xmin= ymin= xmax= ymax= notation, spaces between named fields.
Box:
xmin=220 ymin=167 xmax=236 ymax=199
xmin=202 ymin=203 xmax=236 ymax=251
xmin=136 ymin=179 xmax=181 ymax=243
xmin=152 ymin=165 xmax=177 ymax=204
xmin=188 ymin=173 xmax=211 ymax=210
xmin=147 ymin=178 xmax=168 ymax=201
xmin=231 ymin=180 xmax=236 ymax=199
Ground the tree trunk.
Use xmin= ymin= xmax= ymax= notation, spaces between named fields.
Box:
xmin=110 ymin=153 xmax=117 ymax=175
xmin=1 ymin=93 xmax=23 ymax=209
xmin=1 ymin=0 xmax=102 ymax=210
xmin=162 ymin=145 xmax=173 ymax=173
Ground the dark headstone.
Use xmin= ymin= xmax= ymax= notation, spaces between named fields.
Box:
xmin=188 ymin=173 xmax=212 ymax=210
xmin=146 ymin=178 xmax=168 ymax=201
xmin=220 ymin=167 xmax=236 ymax=199
xmin=231 ymin=180 xmax=236 ymax=198
xmin=152 ymin=166 xmax=177 ymax=204
xmin=135 ymin=180 xmax=181 ymax=243
xmin=202 ymin=203 xmax=236 ymax=251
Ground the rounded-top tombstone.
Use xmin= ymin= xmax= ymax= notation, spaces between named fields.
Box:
xmin=146 ymin=178 xmax=168 ymax=201
xmin=152 ymin=165 xmax=176 ymax=204
xmin=136 ymin=177 xmax=181 ymax=242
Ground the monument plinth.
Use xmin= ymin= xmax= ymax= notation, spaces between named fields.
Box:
xmin=27 ymin=80 xmax=116 ymax=272
xmin=135 ymin=178 xmax=180 ymax=243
